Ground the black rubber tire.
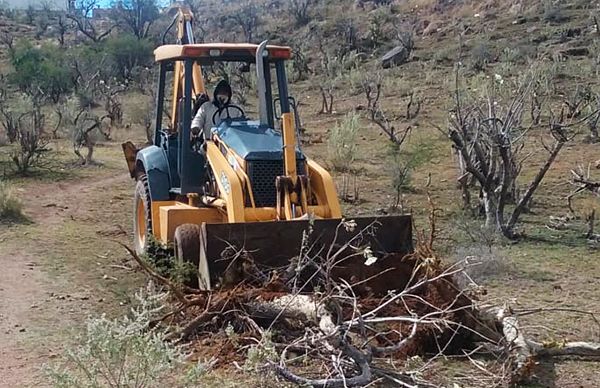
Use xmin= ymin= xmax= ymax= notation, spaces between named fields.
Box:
xmin=174 ymin=224 xmax=202 ymax=289
xmin=133 ymin=175 xmax=152 ymax=255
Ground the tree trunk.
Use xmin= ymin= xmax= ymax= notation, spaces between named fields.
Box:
xmin=482 ymin=190 xmax=497 ymax=229
xmin=503 ymin=140 xmax=565 ymax=237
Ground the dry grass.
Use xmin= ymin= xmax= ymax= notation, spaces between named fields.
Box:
xmin=0 ymin=180 xmax=25 ymax=222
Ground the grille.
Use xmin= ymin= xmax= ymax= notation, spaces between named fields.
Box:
xmin=247 ymin=160 xmax=305 ymax=207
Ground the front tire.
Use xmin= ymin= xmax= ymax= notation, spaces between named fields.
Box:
xmin=133 ymin=175 xmax=152 ymax=255
xmin=174 ymin=224 xmax=211 ymax=290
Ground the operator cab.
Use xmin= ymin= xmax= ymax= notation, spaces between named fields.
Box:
xmin=152 ymin=43 xmax=305 ymax=203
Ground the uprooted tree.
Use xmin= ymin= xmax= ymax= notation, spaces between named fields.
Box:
xmin=119 ymin=213 xmax=600 ymax=387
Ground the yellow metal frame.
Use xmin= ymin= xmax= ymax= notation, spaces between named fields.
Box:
xmin=146 ymin=5 xmax=344 ymax=245
xmin=169 ymin=8 xmax=206 ymax=131
xmin=306 ymin=159 xmax=342 ymax=218
xmin=206 ymin=142 xmax=245 ymax=222
xmin=154 ymin=43 xmax=292 ymax=62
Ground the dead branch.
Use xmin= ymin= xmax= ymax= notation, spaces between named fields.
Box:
xmin=362 ymin=78 xmax=414 ymax=147
xmin=120 ymin=243 xmax=206 ymax=305
xmin=528 ymin=340 xmax=600 ymax=357
xmin=475 ymin=304 xmax=600 ymax=385
xmin=273 ymin=340 xmax=372 ymax=388
xmin=318 ymin=85 xmax=334 ymax=114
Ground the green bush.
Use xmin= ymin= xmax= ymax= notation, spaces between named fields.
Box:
xmin=45 ymin=283 xmax=212 ymax=387
xmin=500 ymin=46 xmax=534 ymax=65
xmin=387 ymin=138 xmax=436 ymax=208
xmin=327 ymin=113 xmax=360 ymax=172
xmin=470 ymin=42 xmax=494 ymax=72
xmin=543 ymin=3 xmax=569 ymax=23
xmin=9 ymin=41 xmax=73 ymax=103
xmin=104 ymin=34 xmax=154 ymax=82
xmin=0 ymin=181 xmax=25 ymax=222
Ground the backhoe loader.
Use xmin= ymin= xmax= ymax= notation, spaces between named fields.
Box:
xmin=122 ymin=7 xmax=413 ymax=290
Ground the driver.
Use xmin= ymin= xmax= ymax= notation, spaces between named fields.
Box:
xmin=191 ymin=79 xmax=240 ymax=140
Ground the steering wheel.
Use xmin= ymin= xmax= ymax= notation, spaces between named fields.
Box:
xmin=212 ymin=104 xmax=246 ymax=126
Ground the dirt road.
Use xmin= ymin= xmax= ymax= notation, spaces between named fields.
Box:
xmin=0 ymin=170 xmax=133 ymax=387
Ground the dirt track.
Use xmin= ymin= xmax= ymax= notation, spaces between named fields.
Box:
xmin=0 ymin=172 xmax=131 ymax=387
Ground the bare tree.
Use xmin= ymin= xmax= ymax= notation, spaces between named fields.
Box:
xmin=113 ymin=0 xmax=160 ymax=40
xmin=361 ymin=76 xmax=418 ymax=146
xmin=567 ymin=163 xmax=600 ymax=214
xmin=35 ymin=14 xmax=50 ymax=39
xmin=67 ymin=0 xmax=117 ymax=43
xmin=72 ymin=109 xmax=107 ymax=165
xmin=445 ymin=67 xmax=597 ymax=239
xmin=289 ymin=0 xmax=314 ymax=26
xmin=318 ymin=84 xmax=334 ymax=115
xmin=333 ymin=17 xmax=359 ymax=57
xmin=70 ymin=55 xmax=107 ymax=107
xmin=0 ymin=78 xmax=19 ymax=143
xmin=563 ymin=85 xmax=592 ymax=119
xmin=0 ymin=32 xmax=14 ymax=54
xmin=25 ymin=5 xmax=36 ymax=25
xmin=129 ymin=94 xmax=154 ymax=143
xmin=98 ymin=81 xmax=126 ymax=134
xmin=11 ymin=105 xmax=51 ymax=175
xmin=316 ymin=43 xmax=342 ymax=115
xmin=291 ymin=43 xmax=311 ymax=82
xmin=56 ymin=14 xmax=71 ymax=47
xmin=585 ymin=92 xmax=600 ymax=143
xmin=229 ymin=1 xmax=261 ymax=42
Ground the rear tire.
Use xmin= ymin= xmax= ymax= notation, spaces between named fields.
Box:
xmin=174 ymin=224 xmax=211 ymax=290
xmin=133 ymin=175 xmax=152 ymax=255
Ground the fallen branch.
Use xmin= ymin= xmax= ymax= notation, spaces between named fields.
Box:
xmin=272 ymin=340 xmax=372 ymax=388
xmin=529 ymin=340 xmax=600 ymax=357
xmin=119 ymin=243 xmax=207 ymax=305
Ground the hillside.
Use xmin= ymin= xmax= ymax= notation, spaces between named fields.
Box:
xmin=0 ymin=0 xmax=600 ymax=386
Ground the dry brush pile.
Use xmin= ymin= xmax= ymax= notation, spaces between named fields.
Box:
xmin=123 ymin=216 xmax=600 ymax=387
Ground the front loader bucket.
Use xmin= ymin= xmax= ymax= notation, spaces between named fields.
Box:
xmin=198 ymin=215 xmax=413 ymax=292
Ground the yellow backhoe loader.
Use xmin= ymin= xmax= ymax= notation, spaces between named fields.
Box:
xmin=123 ymin=6 xmax=412 ymax=290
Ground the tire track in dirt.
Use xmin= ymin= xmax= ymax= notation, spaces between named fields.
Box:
xmin=0 ymin=172 xmax=131 ymax=387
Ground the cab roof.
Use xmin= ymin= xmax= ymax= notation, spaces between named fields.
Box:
xmin=154 ymin=43 xmax=292 ymax=62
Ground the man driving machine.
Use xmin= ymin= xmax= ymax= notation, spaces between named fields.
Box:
xmin=191 ymin=79 xmax=242 ymax=140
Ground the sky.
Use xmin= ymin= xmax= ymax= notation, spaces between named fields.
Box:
xmin=97 ymin=0 xmax=171 ymax=8
xmin=2 ymin=0 xmax=170 ymax=10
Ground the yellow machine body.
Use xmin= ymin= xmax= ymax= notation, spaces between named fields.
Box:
xmin=124 ymin=6 xmax=413 ymax=290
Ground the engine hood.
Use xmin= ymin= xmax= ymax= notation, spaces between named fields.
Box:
xmin=213 ymin=119 xmax=305 ymax=161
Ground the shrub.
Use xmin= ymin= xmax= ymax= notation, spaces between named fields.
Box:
xmin=543 ymin=2 xmax=569 ymax=23
xmin=44 ymin=283 xmax=212 ymax=387
xmin=104 ymin=34 xmax=154 ymax=82
xmin=470 ymin=41 xmax=493 ymax=72
xmin=289 ymin=0 xmax=314 ymax=26
xmin=144 ymin=236 xmax=197 ymax=285
xmin=244 ymin=331 xmax=277 ymax=372
xmin=0 ymin=181 xmax=25 ymax=222
xmin=9 ymin=41 xmax=73 ymax=103
xmin=452 ymin=244 xmax=513 ymax=287
xmin=327 ymin=113 xmax=360 ymax=172
xmin=387 ymin=138 xmax=435 ymax=209
xmin=10 ymin=101 xmax=52 ymax=175
xmin=366 ymin=7 xmax=394 ymax=48
xmin=500 ymin=46 xmax=534 ymax=65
